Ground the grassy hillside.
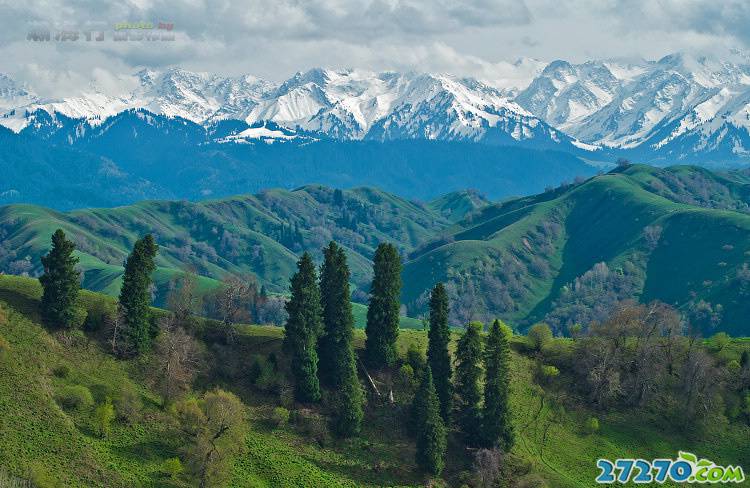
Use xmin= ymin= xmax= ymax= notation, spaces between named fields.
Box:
xmin=1 ymin=275 xmax=748 ymax=487
xmin=403 ymin=165 xmax=750 ymax=335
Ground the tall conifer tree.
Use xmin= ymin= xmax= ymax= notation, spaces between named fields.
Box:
xmin=414 ymin=366 xmax=447 ymax=476
xmin=427 ymin=282 xmax=452 ymax=422
xmin=318 ymin=242 xmax=363 ymax=436
xmin=482 ymin=319 xmax=514 ymax=450
xmin=284 ymin=252 xmax=322 ymax=403
xmin=39 ymin=229 xmax=81 ymax=329
xmin=455 ymin=321 xmax=483 ymax=444
xmin=364 ymin=243 xmax=402 ymax=368
xmin=118 ymin=234 xmax=158 ymax=356
xmin=318 ymin=242 xmax=354 ymax=387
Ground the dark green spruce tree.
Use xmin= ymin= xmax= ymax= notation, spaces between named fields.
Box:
xmin=318 ymin=242 xmax=363 ymax=436
xmin=283 ymin=252 xmax=322 ymax=403
xmin=414 ymin=366 xmax=447 ymax=476
xmin=364 ymin=243 xmax=402 ymax=369
xmin=427 ymin=282 xmax=452 ymax=422
xmin=454 ymin=322 xmax=483 ymax=445
xmin=482 ymin=319 xmax=514 ymax=450
xmin=118 ymin=234 xmax=158 ymax=356
xmin=39 ymin=229 xmax=81 ymax=329
xmin=318 ymin=242 xmax=354 ymax=387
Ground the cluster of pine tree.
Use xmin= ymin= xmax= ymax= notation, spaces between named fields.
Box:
xmin=283 ymin=242 xmax=363 ymax=436
xmin=38 ymin=229 xmax=158 ymax=357
xmin=282 ymin=241 xmax=514 ymax=477
xmin=283 ymin=241 xmax=405 ymax=437
xmin=411 ymin=284 xmax=515 ymax=476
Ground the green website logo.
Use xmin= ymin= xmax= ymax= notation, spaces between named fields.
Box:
xmin=596 ymin=452 xmax=745 ymax=484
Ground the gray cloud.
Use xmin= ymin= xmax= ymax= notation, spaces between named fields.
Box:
xmin=0 ymin=0 xmax=748 ymax=97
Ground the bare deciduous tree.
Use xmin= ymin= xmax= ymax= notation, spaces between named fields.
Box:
xmin=207 ymin=275 xmax=259 ymax=343
xmin=167 ymin=271 xmax=202 ymax=331
xmin=473 ymin=448 xmax=503 ymax=488
xmin=105 ymin=308 xmax=134 ymax=358
xmin=577 ymin=302 xmax=684 ymax=408
xmin=154 ymin=315 xmax=202 ymax=404
xmin=678 ymin=347 xmax=722 ymax=425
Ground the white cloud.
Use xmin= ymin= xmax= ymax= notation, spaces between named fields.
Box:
xmin=0 ymin=0 xmax=748 ymax=96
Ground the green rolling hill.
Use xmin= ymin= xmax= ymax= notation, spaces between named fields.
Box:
xmin=2 ymin=165 xmax=750 ymax=335
xmin=0 ymin=185 xmax=470 ymax=298
xmin=403 ymin=164 xmax=750 ymax=335
xmin=0 ymin=185 xmax=465 ymax=328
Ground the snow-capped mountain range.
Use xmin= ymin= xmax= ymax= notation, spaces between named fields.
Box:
xmin=4 ymin=52 xmax=750 ymax=165
xmin=516 ymin=53 xmax=750 ymax=161
xmin=1 ymin=67 xmax=570 ymax=150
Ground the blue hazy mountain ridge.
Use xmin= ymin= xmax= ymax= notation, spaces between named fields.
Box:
xmin=0 ymin=111 xmax=599 ymax=209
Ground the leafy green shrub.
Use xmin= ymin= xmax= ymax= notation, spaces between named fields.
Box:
xmin=726 ymin=393 xmax=745 ymax=421
xmin=542 ymin=365 xmax=559 ymax=377
xmin=52 ymin=364 xmax=71 ymax=378
xmin=583 ymin=416 xmax=600 ymax=435
xmin=568 ymin=323 xmax=583 ymax=337
xmin=161 ymin=457 xmax=184 ymax=480
xmin=27 ymin=462 xmax=61 ymax=488
xmin=527 ymin=323 xmax=553 ymax=353
xmin=271 ymin=407 xmax=290 ymax=428
xmin=56 ymin=385 xmax=94 ymax=411
xmin=710 ymin=332 xmax=731 ymax=352
xmin=173 ymin=389 xmax=247 ymax=487
xmin=94 ymin=398 xmax=115 ymax=437
xmin=406 ymin=343 xmax=426 ymax=374
xmin=537 ymin=364 xmax=559 ymax=385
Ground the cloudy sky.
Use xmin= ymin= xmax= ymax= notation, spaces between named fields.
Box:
xmin=1 ymin=0 xmax=749 ymax=96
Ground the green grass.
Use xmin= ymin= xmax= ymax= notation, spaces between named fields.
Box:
xmin=0 ymin=277 xmax=178 ymax=487
xmin=1 ymin=274 xmax=747 ymax=487
xmin=352 ymin=302 xmax=424 ymax=330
